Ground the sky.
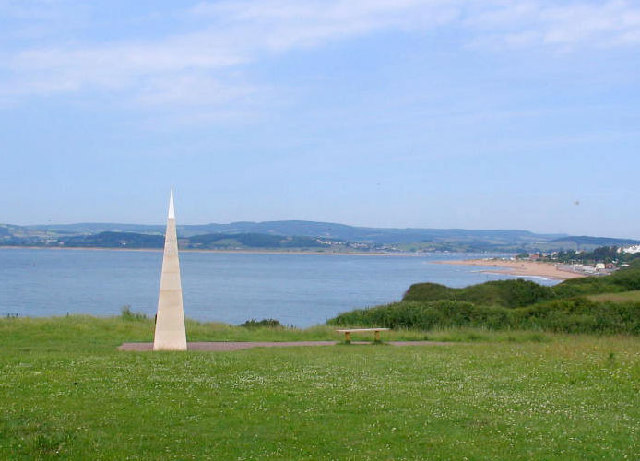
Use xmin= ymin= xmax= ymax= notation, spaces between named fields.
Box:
xmin=1 ymin=0 xmax=639 ymax=238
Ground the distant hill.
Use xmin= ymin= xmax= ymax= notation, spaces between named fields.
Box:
xmin=0 ymin=229 xmax=332 ymax=251
xmin=551 ymin=236 xmax=640 ymax=248
xmin=2 ymin=220 xmax=638 ymax=253
xmin=62 ymin=231 xmax=165 ymax=249
xmin=23 ymin=220 xmax=567 ymax=243
xmin=188 ymin=233 xmax=328 ymax=249
xmin=41 ymin=231 xmax=330 ymax=250
xmin=26 ymin=223 xmax=165 ymax=234
xmin=177 ymin=221 xmax=568 ymax=245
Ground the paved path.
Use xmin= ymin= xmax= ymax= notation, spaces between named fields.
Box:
xmin=119 ymin=341 xmax=458 ymax=351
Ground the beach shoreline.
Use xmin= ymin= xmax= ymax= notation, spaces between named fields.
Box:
xmin=433 ymin=259 xmax=587 ymax=280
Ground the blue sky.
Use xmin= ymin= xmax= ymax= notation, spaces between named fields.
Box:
xmin=1 ymin=0 xmax=639 ymax=238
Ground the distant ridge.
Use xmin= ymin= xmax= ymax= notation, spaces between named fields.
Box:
xmin=25 ymin=220 xmax=567 ymax=243
xmin=551 ymin=235 xmax=640 ymax=246
xmin=3 ymin=220 xmax=638 ymax=253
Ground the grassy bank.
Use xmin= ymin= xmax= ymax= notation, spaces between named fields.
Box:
xmin=1 ymin=315 xmax=639 ymax=459
xmin=588 ymin=290 xmax=640 ymax=302
xmin=330 ymin=262 xmax=640 ymax=334
xmin=404 ymin=262 xmax=640 ymax=306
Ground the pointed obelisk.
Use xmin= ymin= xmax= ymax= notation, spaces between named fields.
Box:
xmin=153 ymin=190 xmax=187 ymax=350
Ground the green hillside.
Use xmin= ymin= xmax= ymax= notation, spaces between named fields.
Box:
xmin=588 ymin=290 xmax=640 ymax=302
xmin=188 ymin=232 xmax=328 ymax=249
xmin=329 ymin=262 xmax=640 ymax=334
xmin=404 ymin=262 xmax=640 ymax=303
xmin=63 ymin=231 xmax=164 ymax=248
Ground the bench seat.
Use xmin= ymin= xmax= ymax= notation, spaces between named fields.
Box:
xmin=336 ymin=328 xmax=390 ymax=343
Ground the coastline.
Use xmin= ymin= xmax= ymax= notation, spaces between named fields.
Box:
xmin=433 ymin=259 xmax=587 ymax=280
xmin=0 ymin=245 xmax=418 ymax=257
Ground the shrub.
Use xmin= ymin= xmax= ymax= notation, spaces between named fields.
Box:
xmin=120 ymin=305 xmax=148 ymax=321
xmin=514 ymin=299 xmax=640 ymax=334
xmin=553 ymin=264 xmax=640 ymax=298
xmin=404 ymin=279 xmax=555 ymax=308
xmin=328 ymin=298 xmax=640 ymax=335
xmin=328 ymin=301 xmax=511 ymax=330
xmin=403 ymin=283 xmax=453 ymax=302
xmin=330 ymin=263 xmax=640 ymax=335
xmin=241 ymin=319 xmax=281 ymax=328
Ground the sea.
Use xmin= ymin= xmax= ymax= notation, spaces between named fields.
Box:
xmin=0 ymin=248 xmax=559 ymax=327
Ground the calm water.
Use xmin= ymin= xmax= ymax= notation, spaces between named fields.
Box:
xmin=0 ymin=248 xmax=558 ymax=327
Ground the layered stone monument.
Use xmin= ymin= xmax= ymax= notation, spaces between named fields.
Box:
xmin=153 ymin=191 xmax=187 ymax=350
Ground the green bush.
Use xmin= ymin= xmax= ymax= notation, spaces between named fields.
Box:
xmin=330 ymin=262 xmax=640 ymax=335
xmin=328 ymin=300 xmax=512 ymax=330
xmin=241 ymin=318 xmax=281 ymax=328
xmin=406 ymin=262 xmax=640 ymax=304
xmin=404 ymin=279 xmax=556 ymax=308
xmin=120 ymin=305 xmax=148 ymax=321
xmin=514 ymin=299 xmax=640 ymax=334
xmin=402 ymin=283 xmax=452 ymax=302
xmin=328 ymin=298 xmax=640 ymax=335
xmin=553 ymin=263 xmax=640 ymax=298
xmin=608 ymin=266 xmax=640 ymax=290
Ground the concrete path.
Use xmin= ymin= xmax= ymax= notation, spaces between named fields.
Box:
xmin=119 ymin=340 xmax=458 ymax=351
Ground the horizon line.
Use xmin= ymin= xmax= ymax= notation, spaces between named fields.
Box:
xmin=4 ymin=220 xmax=640 ymax=241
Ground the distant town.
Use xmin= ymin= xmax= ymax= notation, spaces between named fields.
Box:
xmin=508 ymin=244 xmax=640 ymax=275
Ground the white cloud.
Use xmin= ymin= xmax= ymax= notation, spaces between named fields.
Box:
xmin=1 ymin=0 xmax=639 ymax=107
xmin=189 ymin=0 xmax=459 ymax=51
xmin=542 ymin=1 xmax=640 ymax=46
xmin=466 ymin=0 xmax=640 ymax=49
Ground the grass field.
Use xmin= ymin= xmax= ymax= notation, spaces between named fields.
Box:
xmin=588 ymin=290 xmax=640 ymax=303
xmin=1 ymin=316 xmax=639 ymax=459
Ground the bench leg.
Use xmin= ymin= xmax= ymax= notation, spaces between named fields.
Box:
xmin=344 ymin=331 xmax=351 ymax=344
xmin=374 ymin=330 xmax=381 ymax=343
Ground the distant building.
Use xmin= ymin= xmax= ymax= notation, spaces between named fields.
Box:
xmin=618 ymin=244 xmax=640 ymax=255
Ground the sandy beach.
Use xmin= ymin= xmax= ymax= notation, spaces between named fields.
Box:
xmin=434 ymin=259 xmax=586 ymax=280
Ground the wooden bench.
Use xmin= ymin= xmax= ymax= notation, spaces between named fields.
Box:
xmin=336 ymin=328 xmax=390 ymax=344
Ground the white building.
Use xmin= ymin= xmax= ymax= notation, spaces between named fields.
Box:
xmin=618 ymin=244 xmax=640 ymax=255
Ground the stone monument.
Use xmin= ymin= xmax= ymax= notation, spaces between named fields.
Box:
xmin=153 ymin=191 xmax=187 ymax=350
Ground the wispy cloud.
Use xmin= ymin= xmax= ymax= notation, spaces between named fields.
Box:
xmin=189 ymin=0 xmax=459 ymax=51
xmin=466 ymin=0 xmax=640 ymax=50
xmin=1 ymin=0 xmax=639 ymax=108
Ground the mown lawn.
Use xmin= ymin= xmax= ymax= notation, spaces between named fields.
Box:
xmin=0 ymin=316 xmax=639 ymax=460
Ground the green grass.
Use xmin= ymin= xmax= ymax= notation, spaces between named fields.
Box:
xmin=0 ymin=314 xmax=459 ymax=352
xmin=1 ymin=316 xmax=639 ymax=459
xmin=588 ymin=290 xmax=640 ymax=302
